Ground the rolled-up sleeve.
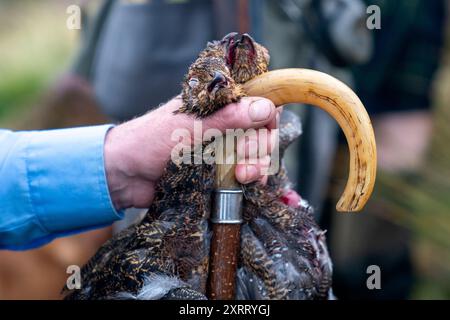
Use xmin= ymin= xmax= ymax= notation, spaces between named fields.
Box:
xmin=0 ymin=125 xmax=123 ymax=250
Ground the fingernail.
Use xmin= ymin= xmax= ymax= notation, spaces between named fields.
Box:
xmin=249 ymin=99 xmax=273 ymax=122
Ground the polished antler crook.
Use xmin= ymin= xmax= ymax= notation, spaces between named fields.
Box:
xmin=243 ymin=68 xmax=377 ymax=212
xmin=208 ymin=68 xmax=377 ymax=300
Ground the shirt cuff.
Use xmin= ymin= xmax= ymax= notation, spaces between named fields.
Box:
xmin=24 ymin=125 xmax=123 ymax=244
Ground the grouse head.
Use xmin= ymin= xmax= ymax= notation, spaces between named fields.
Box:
xmin=178 ymin=57 xmax=244 ymax=118
xmin=223 ymin=32 xmax=270 ymax=84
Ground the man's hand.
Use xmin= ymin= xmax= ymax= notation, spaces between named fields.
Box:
xmin=104 ymin=96 xmax=279 ymax=210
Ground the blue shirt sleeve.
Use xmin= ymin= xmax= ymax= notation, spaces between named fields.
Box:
xmin=0 ymin=125 xmax=124 ymax=250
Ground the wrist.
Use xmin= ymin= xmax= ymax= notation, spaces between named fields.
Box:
xmin=104 ymin=126 xmax=133 ymax=210
xmin=103 ymin=97 xmax=184 ymax=210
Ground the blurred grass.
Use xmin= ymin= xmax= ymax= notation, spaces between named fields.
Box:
xmin=0 ymin=0 xmax=76 ymax=127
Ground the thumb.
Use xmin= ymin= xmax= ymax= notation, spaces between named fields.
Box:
xmin=203 ymin=97 xmax=277 ymax=132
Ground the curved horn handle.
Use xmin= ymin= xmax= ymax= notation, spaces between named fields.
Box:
xmin=242 ymin=68 xmax=377 ymax=212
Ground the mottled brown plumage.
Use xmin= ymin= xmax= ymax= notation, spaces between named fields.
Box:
xmin=64 ymin=153 xmax=215 ymax=299
xmin=64 ymin=33 xmax=332 ymax=300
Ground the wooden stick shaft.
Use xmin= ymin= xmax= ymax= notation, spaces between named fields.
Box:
xmin=207 ymin=136 xmax=242 ymax=300
xmin=207 ymin=224 xmax=241 ymax=299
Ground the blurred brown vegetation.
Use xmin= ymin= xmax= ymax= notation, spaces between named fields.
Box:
xmin=375 ymin=35 xmax=450 ymax=298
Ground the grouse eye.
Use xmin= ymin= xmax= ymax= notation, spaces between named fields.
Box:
xmin=188 ymin=78 xmax=199 ymax=88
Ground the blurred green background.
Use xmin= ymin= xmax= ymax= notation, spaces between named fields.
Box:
xmin=0 ymin=0 xmax=79 ymax=128
xmin=0 ymin=0 xmax=448 ymax=299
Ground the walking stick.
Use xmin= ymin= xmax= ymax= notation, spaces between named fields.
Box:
xmin=207 ymin=147 xmax=242 ymax=299
xmin=207 ymin=68 xmax=377 ymax=299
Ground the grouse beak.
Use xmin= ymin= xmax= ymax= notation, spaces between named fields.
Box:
xmin=238 ymin=33 xmax=256 ymax=55
xmin=207 ymin=71 xmax=228 ymax=93
xmin=221 ymin=32 xmax=239 ymax=44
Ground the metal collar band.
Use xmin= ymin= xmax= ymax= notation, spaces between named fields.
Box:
xmin=211 ymin=189 xmax=243 ymax=224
